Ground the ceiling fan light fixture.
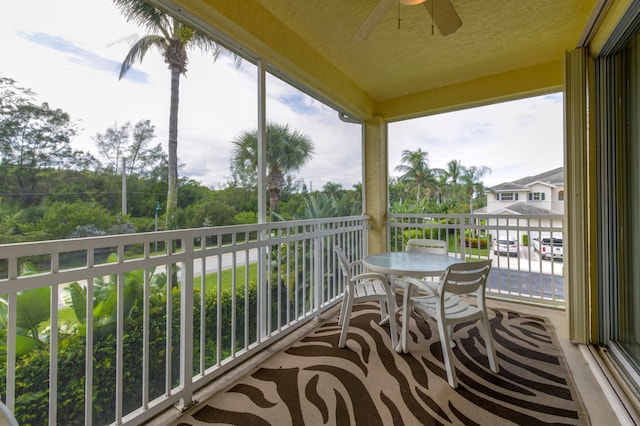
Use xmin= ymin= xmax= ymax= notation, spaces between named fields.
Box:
xmin=398 ymin=0 xmax=425 ymax=5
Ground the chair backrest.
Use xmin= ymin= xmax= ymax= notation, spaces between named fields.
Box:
xmin=334 ymin=245 xmax=353 ymax=281
xmin=406 ymin=238 xmax=448 ymax=255
xmin=439 ymin=259 xmax=492 ymax=296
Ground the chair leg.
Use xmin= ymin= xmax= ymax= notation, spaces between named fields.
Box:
xmin=447 ymin=324 xmax=456 ymax=348
xmin=398 ymin=289 xmax=412 ymax=353
xmin=338 ymin=293 xmax=348 ymax=327
xmin=385 ymin=295 xmax=398 ymax=349
xmin=378 ymin=298 xmax=389 ymax=325
xmin=438 ymin=320 xmax=458 ymax=388
xmin=339 ymin=295 xmax=354 ymax=348
xmin=480 ymin=316 xmax=500 ymax=373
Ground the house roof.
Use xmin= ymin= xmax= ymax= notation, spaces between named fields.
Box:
xmin=513 ymin=166 xmax=564 ymax=186
xmin=501 ymin=202 xmax=557 ymax=215
xmin=490 ymin=182 xmax=529 ymax=192
xmin=158 ymin=0 xmax=603 ymax=121
xmin=490 ymin=167 xmax=564 ymax=191
xmin=477 ymin=201 xmax=557 ymax=215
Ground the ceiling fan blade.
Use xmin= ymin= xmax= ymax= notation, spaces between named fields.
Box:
xmin=353 ymin=0 xmax=395 ymax=41
xmin=423 ymin=0 xmax=461 ymax=36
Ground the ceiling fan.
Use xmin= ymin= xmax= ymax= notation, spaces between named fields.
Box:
xmin=353 ymin=0 xmax=462 ymax=41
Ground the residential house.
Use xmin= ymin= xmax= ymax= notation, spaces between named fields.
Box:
xmin=475 ymin=167 xmax=564 ymax=241
xmin=477 ymin=167 xmax=565 ymax=242
xmin=485 ymin=167 xmax=564 ymax=214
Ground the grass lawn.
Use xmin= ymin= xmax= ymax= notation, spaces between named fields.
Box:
xmin=197 ymin=263 xmax=259 ymax=293
xmin=448 ymin=237 xmax=490 ymax=258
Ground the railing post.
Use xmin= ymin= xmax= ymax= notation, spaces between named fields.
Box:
xmin=179 ymin=237 xmax=195 ymax=410
xmin=459 ymin=216 xmax=467 ymax=259
xmin=314 ymin=223 xmax=323 ymax=318
xmin=259 ymin=229 xmax=268 ymax=340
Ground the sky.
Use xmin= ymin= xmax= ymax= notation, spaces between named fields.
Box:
xmin=1 ymin=0 xmax=564 ymax=190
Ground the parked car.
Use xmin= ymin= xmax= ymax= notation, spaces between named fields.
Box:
xmin=492 ymin=237 xmax=518 ymax=256
xmin=533 ymin=237 xmax=563 ymax=260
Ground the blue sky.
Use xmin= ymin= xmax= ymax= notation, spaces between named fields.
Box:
xmin=1 ymin=0 xmax=563 ymax=190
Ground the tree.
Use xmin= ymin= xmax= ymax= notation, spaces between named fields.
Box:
xmin=0 ymin=76 xmax=95 ymax=206
xmin=231 ymin=123 xmax=316 ymax=213
xmin=114 ymin=0 xmax=239 ymax=229
xmin=445 ymin=159 xmax=463 ymax=185
xmin=443 ymin=159 xmax=460 ymax=200
xmin=94 ymin=120 xmax=164 ymax=177
xmin=394 ymin=148 xmax=432 ymax=202
xmin=37 ymin=201 xmax=115 ymax=239
xmin=322 ymin=182 xmax=343 ymax=199
xmin=461 ymin=165 xmax=491 ymax=214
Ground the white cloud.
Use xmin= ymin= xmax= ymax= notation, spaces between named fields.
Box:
xmin=389 ymin=94 xmax=564 ymax=187
xmin=2 ymin=0 xmax=563 ymax=192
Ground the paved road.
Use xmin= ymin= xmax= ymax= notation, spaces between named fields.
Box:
xmin=57 ymin=249 xmax=261 ymax=309
xmin=488 ymin=245 xmax=565 ymax=300
xmin=192 ymin=248 xmax=259 ymax=275
xmin=58 ymin=246 xmax=562 ymax=308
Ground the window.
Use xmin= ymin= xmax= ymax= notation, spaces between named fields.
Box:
xmin=497 ymin=192 xmax=518 ymax=201
xmin=558 ymin=190 xmax=564 ymax=201
xmin=528 ymin=192 xmax=546 ymax=201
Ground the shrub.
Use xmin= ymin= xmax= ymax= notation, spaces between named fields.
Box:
xmin=0 ymin=277 xmax=294 ymax=425
xmin=464 ymin=237 xmax=488 ymax=249
xmin=37 ymin=201 xmax=115 ymax=239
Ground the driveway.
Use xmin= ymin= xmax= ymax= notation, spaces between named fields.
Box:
xmin=488 ymin=244 xmax=564 ymax=300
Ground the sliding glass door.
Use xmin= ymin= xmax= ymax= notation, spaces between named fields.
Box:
xmin=598 ymin=26 xmax=640 ymax=391
xmin=617 ymin=33 xmax=640 ymax=368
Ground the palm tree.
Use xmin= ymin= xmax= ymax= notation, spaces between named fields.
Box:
xmin=322 ymin=182 xmax=343 ymax=199
xmin=231 ymin=123 xmax=315 ymax=213
xmin=461 ymin=165 xmax=492 ymax=214
xmin=114 ymin=0 xmax=238 ymax=229
xmin=394 ymin=148 xmax=431 ymax=202
xmin=445 ymin=159 xmax=463 ymax=184
xmin=445 ymin=159 xmax=463 ymax=202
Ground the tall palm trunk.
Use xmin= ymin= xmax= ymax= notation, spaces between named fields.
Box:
xmin=266 ymin=168 xmax=285 ymax=213
xmin=269 ymin=187 xmax=280 ymax=212
xmin=165 ymin=67 xmax=180 ymax=229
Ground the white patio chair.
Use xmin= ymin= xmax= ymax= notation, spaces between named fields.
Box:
xmin=334 ymin=245 xmax=398 ymax=349
xmin=405 ymin=238 xmax=448 ymax=255
xmin=399 ymin=238 xmax=450 ymax=290
xmin=401 ymin=259 xmax=499 ymax=388
xmin=391 ymin=238 xmax=450 ymax=314
xmin=0 ymin=401 xmax=18 ymax=426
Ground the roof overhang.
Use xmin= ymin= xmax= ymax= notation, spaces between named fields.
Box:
xmin=151 ymin=0 xmax=604 ymax=121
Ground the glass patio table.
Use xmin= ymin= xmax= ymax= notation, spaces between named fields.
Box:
xmin=363 ymin=251 xmax=461 ymax=278
xmin=363 ymin=251 xmax=463 ymax=353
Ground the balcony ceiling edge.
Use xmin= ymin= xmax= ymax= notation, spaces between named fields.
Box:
xmin=378 ymin=60 xmax=564 ymax=122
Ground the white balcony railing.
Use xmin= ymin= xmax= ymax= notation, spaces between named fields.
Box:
xmin=0 ymin=213 xmax=563 ymax=425
xmin=0 ymin=216 xmax=368 ymax=425
xmin=388 ymin=213 xmax=565 ymax=306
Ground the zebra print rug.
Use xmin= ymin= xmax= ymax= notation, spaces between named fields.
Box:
xmin=177 ymin=304 xmax=588 ymax=425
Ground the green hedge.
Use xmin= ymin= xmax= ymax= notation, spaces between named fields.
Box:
xmin=0 ymin=277 xmax=295 ymax=426
xmin=464 ymin=237 xmax=488 ymax=249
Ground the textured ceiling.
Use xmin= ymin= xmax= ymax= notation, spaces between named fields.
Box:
xmin=253 ymin=0 xmax=596 ymax=102
xmin=160 ymin=0 xmax=599 ymax=119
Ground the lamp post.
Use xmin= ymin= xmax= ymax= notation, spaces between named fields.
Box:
xmin=155 ymin=201 xmax=161 ymax=253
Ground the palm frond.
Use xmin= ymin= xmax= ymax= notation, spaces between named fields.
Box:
xmin=113 ymin=0 xmax=170 ymax=34
xmin=119 ymin=34 xmax=166 ymax=79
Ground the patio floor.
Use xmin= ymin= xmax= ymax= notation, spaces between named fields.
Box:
xmin=147 ymin=300 xmax=621 ymax=425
